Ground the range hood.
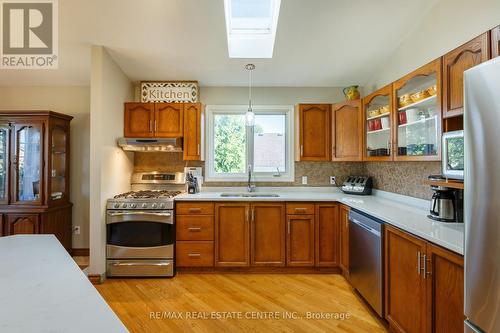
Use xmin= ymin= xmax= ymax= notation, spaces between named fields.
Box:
xmin=117 ymin=138 xmax=183 ymax=152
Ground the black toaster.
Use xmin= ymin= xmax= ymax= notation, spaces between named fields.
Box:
xmin=341 ymin=176 xmax=373 ymax=195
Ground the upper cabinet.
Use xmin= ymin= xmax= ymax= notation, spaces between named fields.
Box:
xmin=492 ymin=25 xmax=500 ymax=58
xmin=331 ymin=100 xmax=363 ymax=161
xmin=124 ymin=102 xmax=183 ymax=138
xmin=297 ymin=104 xmax=331 ymax=161
xmin=393 ymin=59 xmax=442 ymax=161
xmin=183 ymin=103 xmax=203 ymax=161
xmin=363 ymin=84 xmax=394 ymax=161
xmin=443 ymin=33 xmax=490 ymax=118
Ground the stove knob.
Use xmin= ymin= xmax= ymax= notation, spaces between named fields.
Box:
xmin=142 ymin=203 xmax=148 ymax=208
xmin=151 ymin=203 xmax=158 ymax=209
xmin=121 ymin=203 xmax=128 ymax=208
xmin=159 ymin=203 xmax=165 ymax=209
xmin=113 ymin=203 xmax=120 ymax=209
xmin=130 ymin=203 xmax=137 ymax=208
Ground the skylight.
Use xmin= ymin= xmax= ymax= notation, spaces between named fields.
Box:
xmin=224 ymin=0 xmax=281 ymax=58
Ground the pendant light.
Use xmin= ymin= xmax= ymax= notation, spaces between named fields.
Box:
xmin=245 ymin=64 xmax=256 ymax=127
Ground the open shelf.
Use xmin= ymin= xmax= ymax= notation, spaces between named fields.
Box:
xmin=398 ymin=95 xmax=437 ymax=111
xmin=398 ymin=115 xmax=437 ymax=128
xmin=423 ymin=178 xmax=464 ymax=189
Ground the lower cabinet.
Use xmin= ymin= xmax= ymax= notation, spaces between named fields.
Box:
xmin=339 ymin=205 xmax=350 ymax=276
xmin=385 ymin=225 xmax=464 ymax=333
xmin=176 ymin=241 xmax=214 ymax=267
xmin=251 ymin=203 xmax=286 ymax=266
xmin=287 ymin=214 xmax=315 ymax=266
xmin=215 ymin=203 xmax=250 ymax=267
xmin=5 ymin=214 xmax=40 ymax=235
xmin=315 ymin=203 xmax=339 ymax=267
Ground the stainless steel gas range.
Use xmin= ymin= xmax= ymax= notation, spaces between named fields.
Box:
xmin=106 ymin=172 xmax=185 ymax=277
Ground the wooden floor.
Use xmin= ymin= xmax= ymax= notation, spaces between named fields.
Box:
xmin=96 ymin=273 xmax=387 ymax=333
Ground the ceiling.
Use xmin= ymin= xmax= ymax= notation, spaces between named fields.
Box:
xmin=0 ymin=0 xmax=439 ymax=87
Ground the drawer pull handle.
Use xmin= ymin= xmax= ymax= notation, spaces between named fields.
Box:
xmin=188 ymin=227 xmax=202 ymax=232
xmin=188 ymin=208 xmax=202 ymax=213
xmin=188 ymin=253 xmax=201 ymax=257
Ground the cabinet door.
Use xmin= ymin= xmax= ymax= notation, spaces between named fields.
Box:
xmin=183 ymin=103 xmax=202 ymax=160
xmin=0 ymin=214 xmax=3 ymax=236
xmin=251 ymin=203 xmax=285 ymax=266
xmin=385 ymin=226 xmax=427 ymax=333
xmin=331 ymin=100 xmax=363 ymax=161
xmin=49 ymin=121 xmax=70 ymax=203
xmin=492 ymin=25 xmax=500 ymax=58
xmin=315 ymin=203 xmax=339 ymax=267
xmin=124 ymin=103 xmax=154 ymax=137
xmin=154 ymin=103 xmax=183 ymax=138
xmin=215 ymin=203 xmax=250 ymax=267
xmin=0 ymin=124 xmax=11 ymax=205
xmin=363 ymin=84 xmax=394 ymax=161
xmin=339 ymin=205 xmax=350 ymax=275
xmin=5 ymin=214 xmax=39 ymax=235
xmin=443 ymin=33 xmax=490 ymax=118
xmin=426 ymin=244 xmax=464 ymax=333
xmin=11 ymin=122 xmax=44 ymax=205
xmin=287 ymin=214 xmax=315 ymax=266
xmin=297 ymin=104 xmax=330 ymax=161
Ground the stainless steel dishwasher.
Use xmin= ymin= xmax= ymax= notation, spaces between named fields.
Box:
xmin=349 ymin=209 xmax=384 ymax=317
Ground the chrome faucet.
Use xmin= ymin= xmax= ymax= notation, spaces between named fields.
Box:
xmin=247 ymin=164 xmax=256 ymax=192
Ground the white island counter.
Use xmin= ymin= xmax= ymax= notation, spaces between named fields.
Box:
xmin=0 ymin=235 xmax=128 ymax=333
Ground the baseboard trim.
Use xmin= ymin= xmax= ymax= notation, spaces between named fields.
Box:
xmin=72 ymin=248 xmax=89 ymax=256
xmin=177 ymin=266 xmax=341 ymax=274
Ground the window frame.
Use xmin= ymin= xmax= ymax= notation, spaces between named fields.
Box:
xmin=205 ymin=105 xmax=294 ymax=182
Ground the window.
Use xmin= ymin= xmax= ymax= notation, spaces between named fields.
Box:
xmin=206 ymin=105 xmax=294 ymax=182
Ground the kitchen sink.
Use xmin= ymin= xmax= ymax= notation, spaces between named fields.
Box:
xmin=220 ymin=193 xmax=280 ymax=198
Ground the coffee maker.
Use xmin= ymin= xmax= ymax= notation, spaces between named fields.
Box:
xmin=428 ymin=184 xmax=463 ymax=222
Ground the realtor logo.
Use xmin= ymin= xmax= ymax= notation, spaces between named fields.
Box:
xmin=1 ymin=0 xmax=58 ymax=69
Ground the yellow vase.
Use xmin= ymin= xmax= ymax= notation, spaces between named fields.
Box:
xmin=343 ymin=85 xmax=360 ymax=101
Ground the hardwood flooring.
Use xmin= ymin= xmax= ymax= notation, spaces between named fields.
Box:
xmin=96 ymin=273 xmax=387 ymax=333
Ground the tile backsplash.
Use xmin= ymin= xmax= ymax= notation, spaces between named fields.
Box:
xmin=134 ymin=153 xmax=439 ymax=199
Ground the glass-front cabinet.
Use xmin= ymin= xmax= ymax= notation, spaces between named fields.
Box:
xmin=363 ymin=84 xmax=394 ymax=161
xmin=393 ymin=59 xmax=442 ymax=161
xmin=0 ymin=124 xmax=10 ymax=205
xmin=49 ymin=123 xmax=69 ymax=203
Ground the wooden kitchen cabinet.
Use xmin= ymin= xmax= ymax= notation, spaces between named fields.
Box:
xmin=124 ymin=102 xmax=155 ymax=137
xmin=362 ymin=84 xmax=394 ymax=161
xmin=296 ymin=104 xmax=331 ymax=161
xmin=183 ymin=103 xmax=203 ymax=160
xmin=331 ymin=100 xmax=363 ymax=161
xmin=393 ymin=58 xmax=442 ymax=161
xmin=154 ymin=103 xmax=183 ymax=138
xmin=287 ymin=214 xmax=315 ymax=266
xmin=5 ymin=214 xmax=40 ymax=235
xmin=385 ymin=225 xmax=464 ymax=333
xmin=315 ymin=203 xmax=339 ymax=267
xmin=492 ymin=25 xmax=500 ymax=58
xmin=250 ymin=203 xmax=286 ymax=266
xmin=176 ymin=241 xmax=214 ymax=267
xmin=215 ymin=203 xmax=250 ymax=267
xmin=443 ymin=33 xmax=490 ymax=118
xmin=339 ymin=205 xmax=350 ymax=276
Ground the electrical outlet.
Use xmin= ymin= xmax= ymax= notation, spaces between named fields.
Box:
xmin=302 ymin=176 xmax=308 ymax=185
xmin=330 ymin=176 xmax=337 ymax=185
xmin=74 ymin=226 xmax=81 ymax=235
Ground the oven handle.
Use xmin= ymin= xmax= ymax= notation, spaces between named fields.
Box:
xmin=107 ymin=211 xmax=173 ymax=224
xmin=109 ymin=262 xmax=171 ymax=267
xmin=108 ymin=212 xmax=172 ymax=217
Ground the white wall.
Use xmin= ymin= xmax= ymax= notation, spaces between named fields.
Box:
xmin=89 ymin=46 xmax=134 ymax=278
xmin=0 ymin=86 xmax=90 ymax=248
xmin=365 ymin=0 xmax=500 ymax=93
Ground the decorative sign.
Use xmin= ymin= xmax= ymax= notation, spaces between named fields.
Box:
xmin=141 ymin=81 xmax=199 ymax=103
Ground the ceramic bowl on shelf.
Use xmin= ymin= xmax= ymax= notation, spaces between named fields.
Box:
xmin=406 ymin=108 xmax=420 ymax=123
xmin=381 ymin=117 xmax=390 ymax=129
xmin=410 ymin=90 xmax=430 ymax=103
xmin=368 ymin=109 xmax=380 ymax=118
xmin=426 ymin=84 xmax=437 ymax=96
xmin=398 ymin=94 xmax=412 ymax=107
xmin=379 ymin=105 xmax=390 ymax=114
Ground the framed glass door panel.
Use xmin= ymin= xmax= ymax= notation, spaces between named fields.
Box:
xmin=394 ymin=59 xmax=442 ymax=161
xmin=50 ymin=126 xmax=67 ymax=202
xmin=12 ymin=123 xmax=43 ymax=205
xmin=0 ymin=124 xmax=10 ymax=204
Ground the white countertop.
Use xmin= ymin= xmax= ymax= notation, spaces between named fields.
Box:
xmin=176 ymin=187 xmax=464 ymax=255
xmin=0 ymin=235 xmax=128 ymax=333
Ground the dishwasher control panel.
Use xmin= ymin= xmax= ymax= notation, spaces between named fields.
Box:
xmin=341 ymin=176 xmax=373 ymax=195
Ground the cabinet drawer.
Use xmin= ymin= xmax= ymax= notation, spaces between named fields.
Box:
xmin=176 ymin=215 xmax=214 ymax=241
xmin=176 ymin=241 xmax=214 ymax=267
xmin=286 ymin=203 xmax=315 ymax=215
xmin=176 ymin=202 xmax=214 ymax=215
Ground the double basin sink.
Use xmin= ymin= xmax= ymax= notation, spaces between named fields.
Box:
xmin=220 ymin=193 xmax=280 ymax=198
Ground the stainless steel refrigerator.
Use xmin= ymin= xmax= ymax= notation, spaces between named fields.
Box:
xmin=464 ymin=56 xmax=500 ymax=332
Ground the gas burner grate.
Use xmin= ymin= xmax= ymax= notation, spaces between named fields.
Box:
xmin=113 ymin=190 xmax=182 ymax=199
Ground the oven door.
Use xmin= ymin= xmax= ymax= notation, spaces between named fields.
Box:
xmin=106 ymin=210 xmax=174 ymax=259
